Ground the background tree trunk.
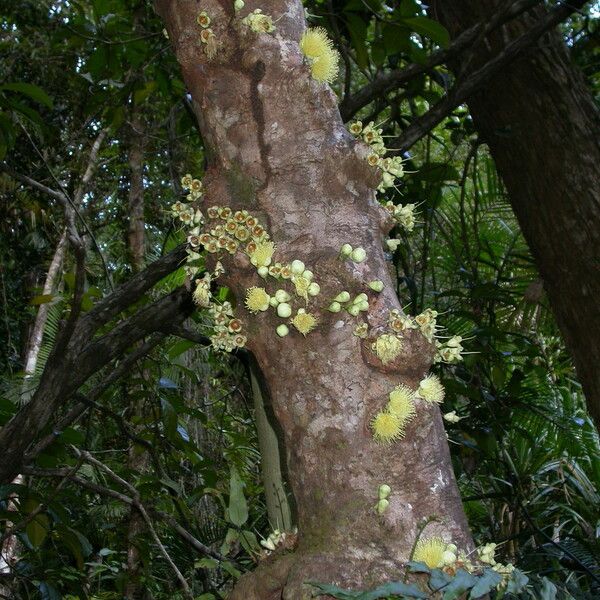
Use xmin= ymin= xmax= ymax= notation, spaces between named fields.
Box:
xmin=156 ymin=1 xmax=472 ymax=596
xmin=430 ymin=0 xmax=600 ymax=429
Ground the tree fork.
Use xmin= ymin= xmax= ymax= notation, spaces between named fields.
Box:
xmin=156 ymin=1 xmax=473 ymax=596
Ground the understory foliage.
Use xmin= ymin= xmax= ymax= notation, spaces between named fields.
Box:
xmin=0 ymin=0 xmax=598 ymax=599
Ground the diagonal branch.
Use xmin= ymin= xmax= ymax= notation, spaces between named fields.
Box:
xmin=394 ymin=0 xmax=588 ymax=153
xmin=339 ymin=0 xmax=543 ymax=121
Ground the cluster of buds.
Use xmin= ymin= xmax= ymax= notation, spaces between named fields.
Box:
xmin=340 ymin=242 xmax=367 ymax=263
xmin=260 ymin=527 xmax=297 ymax=554
xmin=434 ymin=335 xmax=465 ymax=364
xmin=208 ymin=302 xmax=246 ymax=352
xmin=376 ymin=484 xmax=391 ymax=514
xmin=348 ymin=120 xmax=406 ymax=193
xmin=383 ymin=201 xmax=418 ymax=232
xmin=328 ymin=290 xmax=368 ymax=316
xmin=197 ymin=11 xmax=217 ymax=59
xmin=289 ymin=260 xmax=320 ymax=302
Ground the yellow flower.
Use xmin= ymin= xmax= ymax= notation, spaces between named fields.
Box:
xmin=371 ymin=411 xmax=403 ymax=443
xmin=372 ymin=334 xmax=403 ymax=365
xmin=290 ymin=309 xmax=318 ymax=336
xmin=310 ymin=49 xmax=339 ymax=84
xmin=249 ymin=241 xmax=275 ymax=268
xmin=412 ymin=537 xmax=447 ymax=569
xmin=299 ymin=27 xmax=339 ymax=84
xmin=417 ymin=374 xmax=445 ymax=404
xmin=292 ymin=274 xmax=311 ymax=301
xmin=387 ymin=385 xmax=416 ymax=423
xmin=245 ymin=287 xmax=270 ymax=313
xmin=300 ymin=27 xmax=333 ymax=58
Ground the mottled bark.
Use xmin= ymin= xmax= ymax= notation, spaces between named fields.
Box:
xmin=125 ymin=107 xmax=150 ymax=600
xmin=430 ymin=0 xmax=600 ymax=429
xmin=156 ymin=1 xmax=472 ymax=597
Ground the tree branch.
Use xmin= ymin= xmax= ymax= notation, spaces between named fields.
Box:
xmin=394 ymin=0 xmax=588 ymax=153
xmin=339 ymin=0 xmax=543 ymax=121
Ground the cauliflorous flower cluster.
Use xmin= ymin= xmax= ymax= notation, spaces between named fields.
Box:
xmin=434 ymin=335 xmax=465 ymax=364
xmin=371 ymin=384 xmax=416 ymax=443
xmin=413 ymin=537 xmax=459 ymax=569
xmin=299 ymin=27 xmax=339 ymax=84
xmin=348 ymin=120 xmax=406 ymax=193
xmin=208 ymin=301 xmax=247 ymax=352
xmin=197 ymin=11 xmax=217 ymax=59
xmin=242 ymin=8 xmax=275 ymax=33
xmin=372 ymin=333 xmax=403 ymax=365
xmin=383 ymin=200 xmax=418 ymax=232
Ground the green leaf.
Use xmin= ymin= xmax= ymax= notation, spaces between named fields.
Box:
xmin=29 ymin=294 xmax=56 ymax=305
xmin=228 ymin=467 xmax=248 ymax=526
xmin=195 ymin=557 xmax=219 ymax=570
xmin=1 ymin=83 xmax=53 ymax=108
xmin=24 ymin=499 xmax=50 ymax=548
xmin=506 ymin=569 xmax=529 ymax=594
xmin=344 ymin=13 xmax=369 ymax=70
xmin=441 ymin=569 xmax=478 ymax=600
xmin=401 ymin=17 xmax=450 ymax=48
xmin=469 ymin=569 xmax=502 ymax=598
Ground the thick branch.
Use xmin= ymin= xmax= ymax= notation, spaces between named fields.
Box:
xmin=339 ymin=0 xmax=542 ymax=121
xmin=0 ymin=287 xmax=194 ymax=484
xmin=394 ymin=0 xmax=588 ymax=152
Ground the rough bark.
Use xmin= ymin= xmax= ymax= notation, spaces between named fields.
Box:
xmin=430 ymin=0 xmax=600 ymax=430
xmin=125 ymin=107 xmax=150 ymax=600
xmin=156 ymin=1 xmax=472 ymax=597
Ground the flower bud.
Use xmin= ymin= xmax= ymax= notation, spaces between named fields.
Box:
xmin=277 ymin=303 xmax=292 ymax=318
xmin=340 ymin=243 xmax=353 ymax=257
xmin=378 ymin=484 xmax=391 ymax=500
xmin=334 ymin=291 xmax=350 ymax=303
xmin=275 ymin=289 xmax=290 ymax=303
xmin=291 ymin=260 xmax=305 ymax=275
xmin=276 ymin=324 xmax=289 ymax=337
xmin=376 ymin=498 xmax=389 ymax=515
xmin=368 ymin=280 xmax=384 ymax=292
xmin=347 ymin=304 xmax=361 ymax=317
xmin=328 ymin=302 xmax=341 ymax=313
xmin=258 ymin=266 xmax=269 ymax=278
xmin=351 ymin=247 xmax=366 ymax=263
xmin=308 ymin=282 xmax=320 ymax=296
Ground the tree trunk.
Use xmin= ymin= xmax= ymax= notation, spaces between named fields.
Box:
xmin=156 ymin=1 xmax=472 ymax=596
xmin=430 ymin=0 xmax=600 ymax=429
xmin=124 ymin=107 xmax=151 ymax=600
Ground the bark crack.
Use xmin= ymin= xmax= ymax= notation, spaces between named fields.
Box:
xmin=249 ymin=60 xmax=272 ymax=191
